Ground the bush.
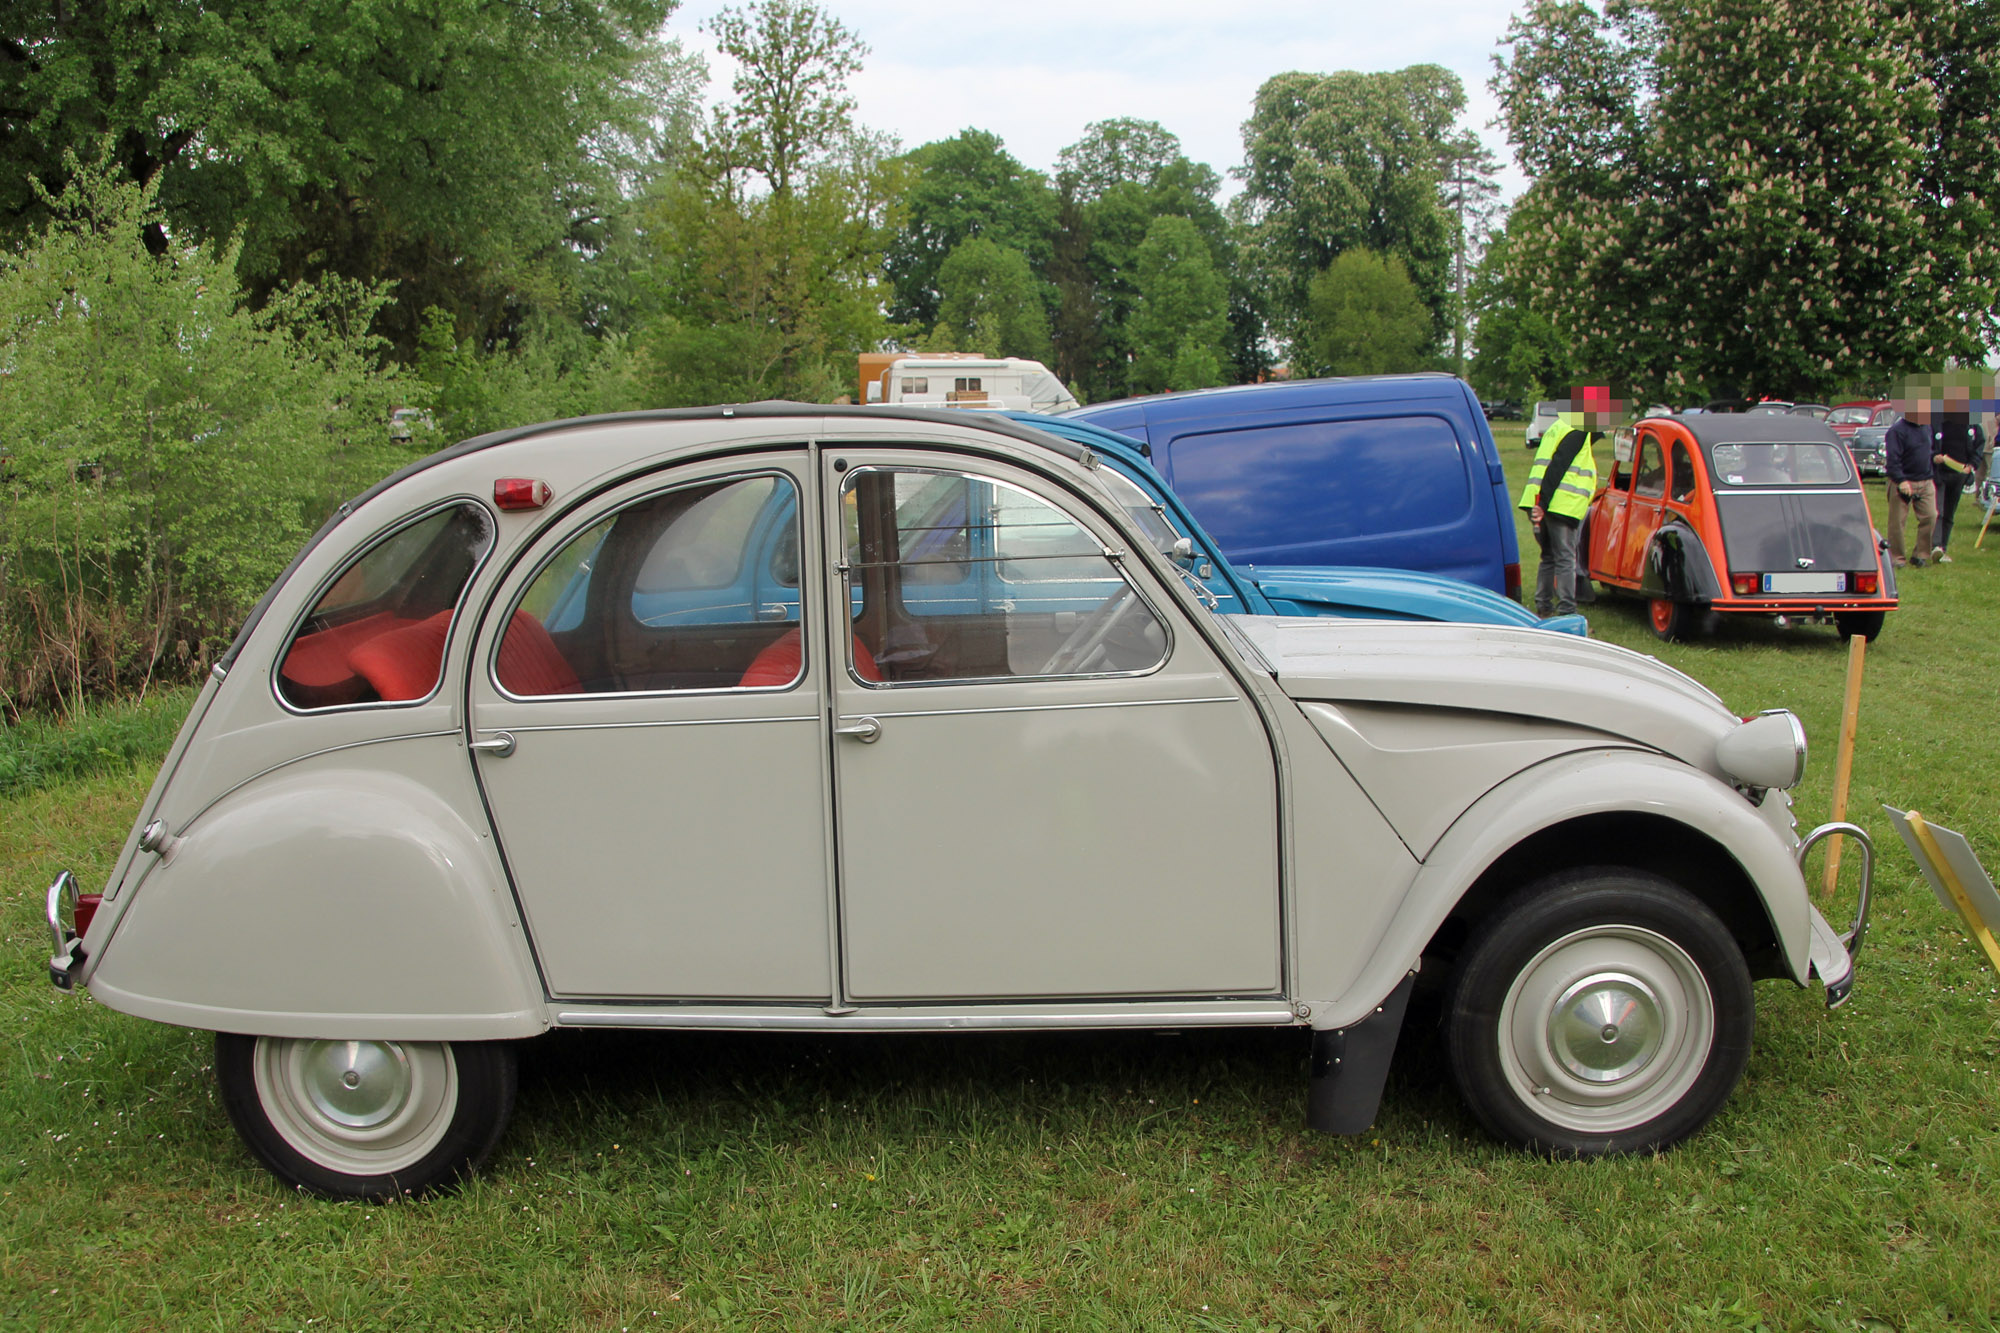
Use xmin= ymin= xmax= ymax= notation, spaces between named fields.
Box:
xmin=0 ymin=688 xmax=191 ymax=797
xmin=0 ymin=158 xmax=419 ymax=714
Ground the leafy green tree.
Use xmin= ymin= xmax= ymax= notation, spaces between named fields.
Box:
xmin=1299 ymin=248 xmax=1432 ymax=377
xmin=932 ymin=239 xmax=1052 ymax=360
xmin=882 ymin=130 xmax=1058 ymax=331
xmin=1237 ymin=66 xmax=1462 ymax=357
xmin=1492 ymin=0 xmax=2000 ymax=402
xmin=1127 ymin=216 xmax=1230 ymax=394
xmin=635 ymin=0 xmax=896 ymax=405
xmin=1467 ymin=221 xmax=1578 ymax=402
xmin=1057 ymin=118 xmax=1186 ymax=202
xmin=0 ymin=163 xmax=413 ymax=710
xmin=0 ymin=0 xmax=695 ymax=358
xmin=1048 ymin=183 xmax=1103 ymax=395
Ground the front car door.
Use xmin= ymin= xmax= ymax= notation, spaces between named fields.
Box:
xmin=821 ymin=450 xmax=1283 ymax=1002
xmin=1615 ymin=432 xmax=1669 ymax=578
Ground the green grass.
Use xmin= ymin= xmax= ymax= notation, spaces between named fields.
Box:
xmin=4 ymin=458 xmax=1998 ymax=1331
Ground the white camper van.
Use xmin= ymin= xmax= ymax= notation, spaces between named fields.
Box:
xmin=862 ymin=354 xmax=1079 ymax=414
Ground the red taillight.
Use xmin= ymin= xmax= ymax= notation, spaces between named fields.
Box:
xmin=494 ymin=478 xmax=553 ymax=511
xmin=1731 ymin=573 xmax=1758 ymax=596
xmin=1504 ymin=562 xmax=1523 ymax=602
xmin=75 ymin=893 xmax=102 ymax=939
xmin=1855 ymin=572 xmax=1878 ymax=595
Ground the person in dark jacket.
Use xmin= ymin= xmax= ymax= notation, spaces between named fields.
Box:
xmin=1883 ymin=391 xmax=1938 ymax=567
xmin=1930 ymin=382 xmax=1984 ymax=561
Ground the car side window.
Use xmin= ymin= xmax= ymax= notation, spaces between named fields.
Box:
xmin=1669 ymin=441 xmax=1698 ymax=503
xmin=278 ymin=503 xmax=495 ymax=710
xmin=1634 ymin=437 xmax=1666 ymax=498
xmin=842 ymin=467 xmax=1167 ymax=685
xmin=498 ymin=473 xmax=805 ymax=697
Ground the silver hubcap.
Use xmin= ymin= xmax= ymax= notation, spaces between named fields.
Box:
xmin=253 ymin=1038 xmax=458 ymax=1176
xmin=1497 ymin=925 xmax=1714 ymax=1134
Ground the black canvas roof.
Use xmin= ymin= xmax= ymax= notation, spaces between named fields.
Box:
xmin=1658 ymin=413 xmax=1845 ymax=448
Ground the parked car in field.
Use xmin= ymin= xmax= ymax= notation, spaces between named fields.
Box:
xmin=1828 ymin=401 xmax=1896 ymax=441
xmin=1525 ymin=398 xmax=1564 ymax=449
xmin=1011 ymin=413 xmax=1584 ymax=635
xmin=47 ymin=404 xmax=1867 ymax=1199
xmin=1847 ymin=425 xmax=1889 ymax=476
xmin=1585 ymin=413 xmax=1897 ymax=642
xmin=1068 ymin=374 xmax=1529 ymax=600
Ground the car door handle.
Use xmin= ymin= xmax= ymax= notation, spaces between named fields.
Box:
xmin=469 ymin=731 xmax=517 ymax=757
xmin=833 ymin=716 xmax=881 ymax=743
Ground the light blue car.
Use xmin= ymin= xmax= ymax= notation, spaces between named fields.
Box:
xmin=1009 ymin=413 xmax=1587 ymax=636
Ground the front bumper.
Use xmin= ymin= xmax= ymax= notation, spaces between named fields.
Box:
xmin=1796 ymin=822 xmax=1873 ymax=1008
xmin=46 ymin=870 xmax=86 ymax=991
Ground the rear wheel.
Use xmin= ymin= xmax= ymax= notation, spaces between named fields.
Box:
xmin=1648 ymin=597 xmax=1698 ymax=641
xmin=217 ymin=1034 xmax=517 ymax=1200
xmin=1445 ymin=869 xmax=1753 ymax=1156
xmin=1835 ymin=610 xmax=1885 ymax=642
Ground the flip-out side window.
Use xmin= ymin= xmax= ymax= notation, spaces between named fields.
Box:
xmin=1670 ymin=440 xmax=1698 ymax=503
xmin=277 ymin=503 xmax=495 ymax=710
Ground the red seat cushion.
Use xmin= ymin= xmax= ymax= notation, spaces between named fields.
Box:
xmin=347 ymin=609 xmax=453 ymax=702
xmin=496 ymin=610 xmax=582 ymax=696
xmin=738 ymin=628 xmax=882 ymax=687
xmin=281 ymin=611 xmax=417 ymax=704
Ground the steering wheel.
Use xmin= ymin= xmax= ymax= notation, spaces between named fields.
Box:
xmin=1038 ymin=586 xmax=1139 ymax=675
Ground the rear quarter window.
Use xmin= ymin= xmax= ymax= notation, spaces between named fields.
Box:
xmin=1163 ymin=415 xmax=1472 ymax=554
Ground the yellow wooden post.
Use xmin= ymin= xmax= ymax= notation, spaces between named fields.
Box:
xmin=1821 ymin=633 xmax=1866 ymax=897
xmin=1906 ymin=811 xmax=2000 ymax=974
xmin=1979 ymin=498 xmax=1996 ymax=550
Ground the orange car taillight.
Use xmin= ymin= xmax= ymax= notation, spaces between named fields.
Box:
xmin=1731 ymin=573 xmax=1758 ymax=596
xmin=1855 ymin=573 xmax=1879 ymax=595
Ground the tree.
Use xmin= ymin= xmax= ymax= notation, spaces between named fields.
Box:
xmin=1057 ymin=118 xmax=1186 ymax=202
xmin=0 ymin=162 xmax=413 ymax=709
xmin=882 ymin=131 xmax=1057 ymax=331
xmin=1127 ymin=216 xmax=1230 ymax=394
xmin=1468 ymin=222 xmax=1578 ymax=402
xmin=0 ymin=1 xmax=695 ymax=358
xmin=1492 ymin=0 xmax=2000 ymax=403
xmin=1299 ymin=248 xmax=1432 ymax=377
xmin=1236 ymin=66 xmax=1464 ymax=357
xmin=1439 ymin=133 xmax=1504 ymax=375
xmin=932 ymin=239 xmax=1051 ymax=360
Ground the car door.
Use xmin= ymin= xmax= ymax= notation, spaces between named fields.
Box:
xmin=821 ymin=451 xmax=1282 ymax=1002
xmin=1616 ymin=431 xmax=1669 ymax=577
xmin=467 ymin=453 xmax=837 ymax=1001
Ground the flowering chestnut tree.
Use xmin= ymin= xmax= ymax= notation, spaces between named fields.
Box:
xmin=1493 ymin=0 xmax=1999 ymax=402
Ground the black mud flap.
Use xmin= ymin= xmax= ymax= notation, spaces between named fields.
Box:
xmin=1306 ymin=972 xmax=1416 ymax=1134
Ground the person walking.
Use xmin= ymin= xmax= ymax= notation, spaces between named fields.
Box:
xmin=1519 ymin=386 xmax=1607 ymax=618
xmin=1930 ymin=382 xmax=1984 ymax=562
xmin=1883 ymin=389 xmax=1939 ymax=567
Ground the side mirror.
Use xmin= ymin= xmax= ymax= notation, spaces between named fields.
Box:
xmin=1171 ymin=536 xmax=1196 ymax=567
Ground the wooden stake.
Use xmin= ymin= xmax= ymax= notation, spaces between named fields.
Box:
xmin=1821 ymin=632 xmax=1866 ymax=897
xmin=1905 ymin=811 xmax=2000 ymax=974
xmin=1978 ymin=495 xmax=1996 ymax=549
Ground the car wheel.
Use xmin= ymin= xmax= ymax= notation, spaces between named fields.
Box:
xmin=1444 ymin=869 xmax=1753 ymax=1156
xmin=1835 ymin=611 xmax=1885 ymax=642
xmin=216 ymin=1033 xmax=517 ymax=1200
xmin=1648 ymin=597 xmax=1696 ymax=641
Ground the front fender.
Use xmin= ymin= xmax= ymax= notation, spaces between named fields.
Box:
xmin=1641 ymin=521 xmax=1723 ymax=603
xmin=1309 ymin=749 xmax=1808 ymax=1029
xmin=84 ymin=747 xmax=547 ymax=1041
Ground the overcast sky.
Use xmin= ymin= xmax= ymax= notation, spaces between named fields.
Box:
xmin=666 ymin=1 xmax=1535 ymax=202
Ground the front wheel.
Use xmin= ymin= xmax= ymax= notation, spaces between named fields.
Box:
xmin=1835 ymin=610 xmax=1885 ymax=642
xmin=1445 ymin=870 xmax=1753 ymax=1156
xmin=217 ymin=1034 xmax=517 ymax=1200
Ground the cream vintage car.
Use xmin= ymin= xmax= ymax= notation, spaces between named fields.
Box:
xmin=45 ymin=405 xmax=1871 ymax=1200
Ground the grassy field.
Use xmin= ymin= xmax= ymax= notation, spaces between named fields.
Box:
xmin=4 ymin=446 xmax=1998 ymax=1331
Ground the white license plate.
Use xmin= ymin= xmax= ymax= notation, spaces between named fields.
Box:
xmin=1761 ymin=572 xmax=1847 ymax=594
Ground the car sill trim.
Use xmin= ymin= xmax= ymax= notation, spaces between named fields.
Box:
xmin=553 ymin=1002 xmax=1298 ymax=1031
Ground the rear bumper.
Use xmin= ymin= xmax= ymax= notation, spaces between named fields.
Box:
xmin=45 ymin=870 xmax=86 ymax=992
xmin=1797 ymin=822 xmax=1873 ymax=1008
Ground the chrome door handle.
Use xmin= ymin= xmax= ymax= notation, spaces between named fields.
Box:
xmin=469 ymin=730 xmax=517 ymax=757
xmin=833 ymin=716 xmax=881 ymax=743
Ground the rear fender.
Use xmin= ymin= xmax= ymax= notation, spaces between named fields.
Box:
xmin=83 ymin=746 xmax=546 ymax=1041
xmin=1641 ymin=520 xmax=1723 ymax=603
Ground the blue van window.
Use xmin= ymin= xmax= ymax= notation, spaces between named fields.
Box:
xmin=1165 ymin=416 xmax=1471 ymax=555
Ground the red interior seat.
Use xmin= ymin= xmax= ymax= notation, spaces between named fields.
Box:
xmin=496 ymin=610 xmax=582 ymax=696
xmin=738 ymin=628 xmax=881 ymax=687
xmin=280 ymin=611 xmax=417 ymax=706
xmin=347 ymin=610 xmax=454 ymax=702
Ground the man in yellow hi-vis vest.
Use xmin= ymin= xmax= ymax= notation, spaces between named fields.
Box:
xmin=1519 ymin=385 xmax=1615 ymax=618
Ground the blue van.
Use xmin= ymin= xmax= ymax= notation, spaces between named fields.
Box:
xmin=1068 ymin=374 xmax=1526 ymax=600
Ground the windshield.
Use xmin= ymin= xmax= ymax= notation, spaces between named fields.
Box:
xmin=1708 ymin=441 xmax=1854 ymax=487
xmin=1828 ymin=406 xmax=1873 ymax=425
xmin=1095 ymin=467 xmax=1184 ymax=554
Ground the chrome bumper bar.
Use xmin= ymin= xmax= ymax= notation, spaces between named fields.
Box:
xmin=1796 ymin=822 xmax=1873 ymax=1008
xmin=46 ymin=870 xmax=85 ymax=992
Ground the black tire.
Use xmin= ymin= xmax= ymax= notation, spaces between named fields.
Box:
xmin=1444 ymin=869 xmax=1753 ymax=1157
xmin=1835 ymin=611 xmax=1885 ymax=642
xmin=1648 ymin=597 xmax=1698 ymax=641
xmin=217 ymin=1033 xmax=517 ymax=1200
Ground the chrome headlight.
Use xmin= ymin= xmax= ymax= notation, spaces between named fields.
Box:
xmin=1715 ymin=709 xmax=1807 ymax=791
